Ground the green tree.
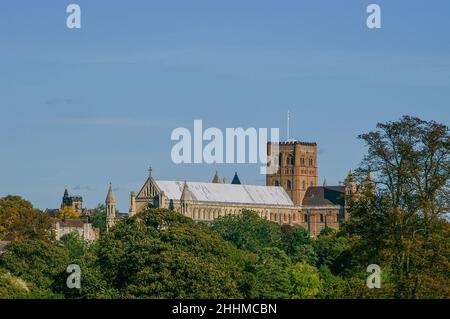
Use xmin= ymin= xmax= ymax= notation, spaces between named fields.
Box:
xmin=84 ymin=204 xmax=107 ymax=234
xmin=0 ymin=240 xmax=69 ymax=291
xmin=346 ymin=116 xmax=450 ymax=298
xmin=254 ymin=247 xmax=291 ymax=299
xmin=288 ymin=262 xmax=321 ymax=299
xmin=281 ymin=224 xmax=317 ymax=264
xmin=211 ymin=210 xmax=282 ymax=252
xmin=90 ymin=209 xmax=255 ymax=298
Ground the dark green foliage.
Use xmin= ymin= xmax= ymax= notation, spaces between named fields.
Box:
xmin=89 ymin=209 xmax=255 ymax=298
xmin=211 ymin=210 xmax=282 ymax=252
xmin=253 ymin=248 xmax=291 ymax=299
xmin=0 ymin=240 xmax=69 ymax=291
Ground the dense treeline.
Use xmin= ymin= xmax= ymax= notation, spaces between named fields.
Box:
xmin=0 ymin=116 xmax=448 ymax=299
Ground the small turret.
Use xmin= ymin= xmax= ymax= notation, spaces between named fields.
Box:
xmin=105 ymin=183 xmax=117 ymax=231
xmin=180 ymin=181 xmax=192 ymax=217
xmin=212 ymin=171 xmax=221 ymax=183
xmin=323 ymin=177 xmax=327 ymax=187
xmin=231 ymin=172 xmax=241 ymax=185
xmin=129 ymin=192 xmax=136 ymax=217
xmin=344 ymin=169 xmax=357 ymax=196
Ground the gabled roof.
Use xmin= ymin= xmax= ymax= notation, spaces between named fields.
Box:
xmin=155 ymin=180 xmax=294 ymax=206
xmin=302 ymin=186 xmax=345 ymax=207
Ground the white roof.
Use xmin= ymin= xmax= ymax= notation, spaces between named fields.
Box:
xmin=155 ymin=180 xmax=294 ymax=206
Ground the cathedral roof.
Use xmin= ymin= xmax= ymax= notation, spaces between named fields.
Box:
xmin=155 ymin=180 xmax=294 ymax=206
xmin=302 ymin=186 xmax=345 ymax=207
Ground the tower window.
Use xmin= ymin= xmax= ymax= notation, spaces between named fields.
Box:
xmin=304 ymin=214 xmax=308 ymax=223
xmin=310 ymin=181 xmax=314 ymax=187
xmin=287 ymin=180 xmax=292 ymax=190
xmin=286 ymin=155 xmax=294 ymax=166
xmin=320 ymin=214 xmax=324 ymax=223
xmin=301 ymin=158 xmax=305 ymax=166
xmin=309 ymin=159 xmax=314 ymax=166
xmin=302 ymin=180 xmax=306 ymax=189
xmin=275 ymin=180 xmax=280 ymax=186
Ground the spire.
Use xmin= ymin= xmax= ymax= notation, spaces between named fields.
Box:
xmin=231 ymin=172 xmax=241 ymax=185
xmin=212 ymin=171 xmax=221 ymax=183
xmin=63 ymin=188 xmax=69 ymax=198
xmin=148 ymin=166 xmax=153 ymax=178
xmin=323 ymin=177 xmax=327 ymax=187
xmin=287 ymin=110 xmax=290 ymax=141
xmin=106 ymin=182 xmax=116 ymax=203
xmin=180 ymin=181 xmax=192 ymax=201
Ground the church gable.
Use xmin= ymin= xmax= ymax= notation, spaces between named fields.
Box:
xmin=136 ymin=177 xmax=161 ymax=199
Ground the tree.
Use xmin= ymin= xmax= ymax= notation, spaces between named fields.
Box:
xmin=211 ymin=210 xmax=283 ymax=252
xmin=60 ymin=232 xmax=88 ymax=260
xmin=84 ymin=204 xmax=107 ymax=234
xmin=89 ymin=209 xmax=255 ymax=298
xmin=281 ymin=224 xmax=317 ymax=264
xmin=0 ymin=240 xmax=70 ymax=290
xmin=253 ymin=247 xmax=292 ymax=299
xmin=288 ymin=262 xmax=321 ymax=299
xmin=347 ymin=116 xmax=450 ymax=298
xmin=0 ymin=195 xmax=54 ymax=241
xmin=57 ymin=206 xmax=80 ymax=220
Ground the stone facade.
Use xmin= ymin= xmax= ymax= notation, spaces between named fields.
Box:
xmin=266 ymin=141 xmax=318 ymax=205
xmin=54 ymin=218 xmax=100 ymax=241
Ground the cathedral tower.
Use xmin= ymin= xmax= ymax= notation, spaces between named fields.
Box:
xmin=266 ymin=141 xmax=318 ymax=205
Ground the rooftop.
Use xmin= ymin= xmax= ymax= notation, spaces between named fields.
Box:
xmin=155 ymin=180 xmax=295 ymax=206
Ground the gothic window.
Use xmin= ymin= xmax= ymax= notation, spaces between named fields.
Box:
xmin=286 ymin=155 xmax=294 ymax=166
xmin=320 ymin=214 xmax=324 ymax=223
xmin=302 ymin=180 xmax=306 ymax=189
xmin=309 ymin=158 xmax=314 ymax=166
xmin=287 ymin=180 xmax=292 ymax=190
xmin=310 ymin=181 xmax=314 ymax=187
xmin=278 ymin=153 xmax=282 ymax=167
xmin=275 ymin=180 xmax=280 ymax=186
xmin=301 ymin=158 xmax=305 ymax=166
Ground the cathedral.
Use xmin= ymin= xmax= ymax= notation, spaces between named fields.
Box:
xmin=105 ymin=139 xmax=367 ymax=236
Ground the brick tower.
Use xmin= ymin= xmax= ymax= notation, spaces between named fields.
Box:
xmin=266 ymin=141 xmax=318 ymax=205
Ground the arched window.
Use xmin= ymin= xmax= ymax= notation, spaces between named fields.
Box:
xmin=301 ymin=158 xmax=305 ymax=166
xmin=275 ymin=180 xmax=280 ymax=186
xmin=320 ymin=214 xmax=324 ymax=223
xmin=287 ymin=180 xmax=292 ymax=190
xmin=302 ymin=180 xmax=306 ymax=189
xmin=304 ymin=214 xmax=308 ymax=223
xmin=286 ymin=155 xmax=294 ymax=166
xmin=310 ymin=181 xmax=314 ymax=187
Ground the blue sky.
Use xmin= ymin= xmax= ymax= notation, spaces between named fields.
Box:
xmin=0 ymin=0 xmax=449 ymax=212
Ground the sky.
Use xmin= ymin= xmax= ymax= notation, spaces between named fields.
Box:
xmin=0 ymin=0 xmax=449 ymax=212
